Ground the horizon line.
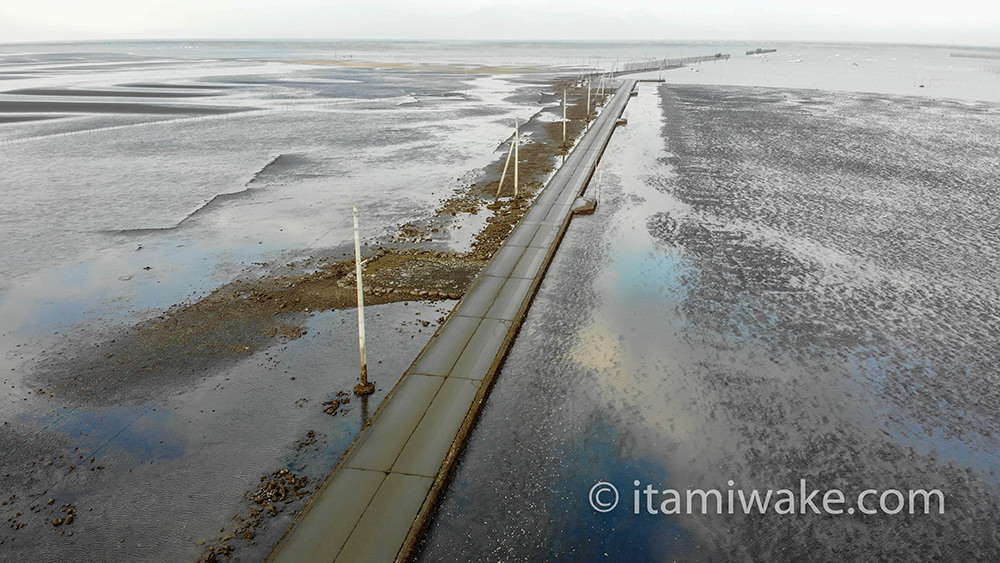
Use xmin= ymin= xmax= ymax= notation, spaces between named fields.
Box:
xmin=2 ymin=37 xmax=1000 ymax=50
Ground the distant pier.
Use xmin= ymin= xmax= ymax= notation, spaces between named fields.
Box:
xmin=589 ymin=53 xmax=730 ymax=78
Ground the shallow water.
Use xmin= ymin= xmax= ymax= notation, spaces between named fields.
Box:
xmin=2 ymin=40 xmax=998 ymax=560
xmin=416 ymin=77 xmax=1000 ymax=561
xmin=0 ymin=43 xmax=545 ymax=559
xmin=1 ymin=300 xmax=452 ymax=560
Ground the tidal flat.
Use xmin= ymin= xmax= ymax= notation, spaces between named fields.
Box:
xmin=2 ymin=40 xmax=999 ymax=561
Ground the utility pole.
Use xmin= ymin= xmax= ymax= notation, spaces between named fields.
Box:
xmin=488 ymin=134 xmax=516 ymax=209
xmin=513 ymin=118 xmax=519 ymax=198
xmin=562 ymin=89 xmax=567 ymax=145
xmin=586 ymin=81 xmax=591 ymax=128
xmin=352 ymin=207 xmax=374 ymax=396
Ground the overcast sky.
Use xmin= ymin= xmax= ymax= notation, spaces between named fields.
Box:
xmin=2 ymin=0 xmax=998 ymax=47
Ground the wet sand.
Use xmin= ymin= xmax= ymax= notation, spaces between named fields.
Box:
xmin=0 ymin=71 xmax=600 ymax=561
xmin=0 ymin=114 xmax=59 ymax=123
xmin=415 ymin=81 xmax=1000 ymax=561
xmin=285 ymin=59 xmax=553 ymax=75
xmin=0 ymin=100 xmax=247 ymax=114
xmin=26 ymin=80 xmax=601 ymax=409
xmin=8 ymin=42 xmax=988 ymax=561
xmin=4 ymin=88 xmax=223 ymax=98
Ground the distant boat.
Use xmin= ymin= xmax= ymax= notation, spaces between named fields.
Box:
xmin=747 ymin=48 xmax=777 ymax=55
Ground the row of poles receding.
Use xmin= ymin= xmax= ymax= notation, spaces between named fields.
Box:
xmin=351 ymin=79 xmax=608 ymax=395
xmin=489 ymin=80 xmax=608 ymax=209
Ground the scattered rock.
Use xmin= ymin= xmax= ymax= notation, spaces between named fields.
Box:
xmin=295 ymin=430 xmax=318 ymax=451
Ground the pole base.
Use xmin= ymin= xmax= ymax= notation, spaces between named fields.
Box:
xmin=354 ymin=381 xmax=375 ymax=396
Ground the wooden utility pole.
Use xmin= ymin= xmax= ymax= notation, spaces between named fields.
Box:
xmin=488 ymin=137 xmax=516 ymax=209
